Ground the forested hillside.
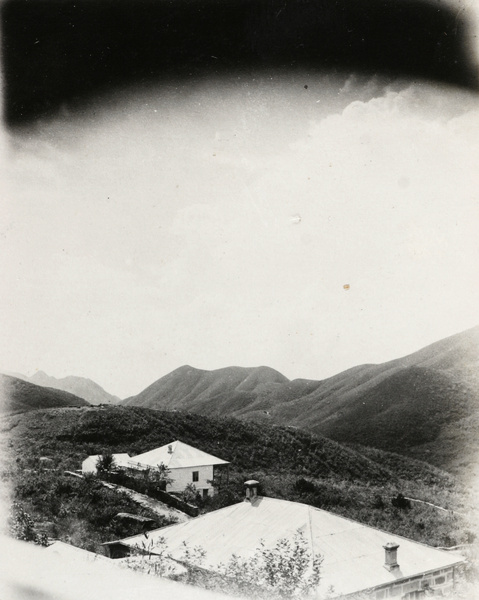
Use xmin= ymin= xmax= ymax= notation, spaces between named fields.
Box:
xmin=2 ymin=406 xmax=475 ymax=554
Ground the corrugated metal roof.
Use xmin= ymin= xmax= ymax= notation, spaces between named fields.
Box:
xmin=132 ymin=441 xmax=229 ymax=469
xmin=113 ymin=496 xmax=465 ymax=597
xmin=45 ymin=541 xmax=113 ymax=563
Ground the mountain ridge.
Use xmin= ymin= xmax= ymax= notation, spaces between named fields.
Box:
xmin=0 ymin=374 xmax=90 ymax=413
xmin=9 ymin=370 xmax=120 ymax=405
xmin=122 ymin=326 xmax=479 ymax=474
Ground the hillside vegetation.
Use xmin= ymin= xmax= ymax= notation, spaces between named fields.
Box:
xmin=0 ymin=374 xmax=90 ymax=413
xmin=2 ymin=406 xmax=475 ymax=554
xmin=122 ymin=326 xmax=479 ymax=476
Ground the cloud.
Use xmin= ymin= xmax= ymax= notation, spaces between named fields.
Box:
xmin=2 ymin=77 xmax=478 ymax=395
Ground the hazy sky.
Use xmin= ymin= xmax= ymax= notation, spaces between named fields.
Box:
xmin=2 ymin=70 xmax=479 ymax=398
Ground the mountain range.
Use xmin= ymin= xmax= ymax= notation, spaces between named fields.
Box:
xmin=4 ymin=371 xmax=120 ymax=406
xmin=122 ymin=326 xmax=479 ymax=473
xmin=3 ymin=326 xmax=477 ymax=474
xmin=0 ymin=374 xmax=89 ymax=413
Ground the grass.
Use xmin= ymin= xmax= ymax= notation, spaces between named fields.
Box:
xmin=1 ymin=405 xmax=476 ymax=556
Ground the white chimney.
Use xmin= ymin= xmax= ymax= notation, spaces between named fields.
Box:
xmin=244 ymin=480 xmax=259 ymax=502
xmin=383 ymin=542 xmax=400 ymax=571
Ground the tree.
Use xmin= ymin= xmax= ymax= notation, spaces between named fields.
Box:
xmin=96 ymin=452 xmax=117 ymax=475
xmin=182 ymin=483 xmax=198 ymax=505
xmin=153 ymin=463 xmax=173 ymax=490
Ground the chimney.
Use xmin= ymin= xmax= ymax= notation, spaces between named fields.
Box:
xmin=244 ymin=480 xmax=259 ymax=502
xmin=168 ymin=445 xmax=173 ymax=454
xmin=383 ymin=542 xmax=400 ymax=571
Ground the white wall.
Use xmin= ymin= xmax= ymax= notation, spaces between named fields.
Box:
xmin=82 ymin=456 xmax=99 ymax=474
xmin=168 ymin=465 xmax=214 ymax=494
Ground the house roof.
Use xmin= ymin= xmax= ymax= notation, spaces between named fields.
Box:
xmin=3 ymin=536 xmax=232 ymax=600
xmin=131 ymin=440 xmax=229 ymax=469
xmin=111 ymin=496 xmax=465 ymax=597
xmin=45 ymin=540 xmax=114 ymax=564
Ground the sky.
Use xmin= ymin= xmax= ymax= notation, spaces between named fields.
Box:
xmin=2 ymin=23 xmax=479 ymax=398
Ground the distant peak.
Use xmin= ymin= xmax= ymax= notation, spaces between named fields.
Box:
xmin=31 ymin=370 xmax=51 ymax=378
xmin=175 ymin=365 xmax=206 ymax=373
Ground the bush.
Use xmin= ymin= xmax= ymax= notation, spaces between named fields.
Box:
xmin=9 ymin=502 xmax=49 ymax=546
xmin=217 ymin=531 xmax=322 ymax=599
xmin=372 ymin=494 xmax=385 ymax=509
xmin=294 ymin=478 xmax=318 ymax=495
xmin=96 ymin=452 xmax=117 ymax=474
xmin=391 ymin=493 xmax=412 ymax=510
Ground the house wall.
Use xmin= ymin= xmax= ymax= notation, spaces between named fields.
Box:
xmin=82 ymin=456 xmax=98 ymax=474
xmin=372 ymin=566 xmax=456 ymax=599
xmin=167 ymin=465 xmax=214 ymax=494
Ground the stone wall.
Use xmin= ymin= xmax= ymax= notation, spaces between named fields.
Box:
xmin=373 ymin=566 xmax=456 ymax=599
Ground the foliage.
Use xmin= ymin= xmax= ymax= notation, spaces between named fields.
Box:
xmin=2 ymin=405 xmax=475 ymax=553
xmin=152 ymin=463 xmax=173 ymax=490
xmin=9 ymin=502 xmax=49 ymax=546
xmin=8 ymin=468 xmax=175 ymax=553
xmin=217 ymin=531 xmax=322 ymax=599
xmin=122 ymin=531 xmax=321 ymax=599
xmin=181 ymin=483 xmax=198 ymax=505
xmin=100 ymin=469 xmax=191 ymax=515
xmin=391 ymin=493 xmax=412 ymax=510
xmin=96 ymin=451 xmax=117 ymax=474
xmin=372 ymin=494 xmax=385 ymax=509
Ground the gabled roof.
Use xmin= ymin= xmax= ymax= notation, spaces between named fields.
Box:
xmin=131 ymin=440 xmax=229 ymax=469
xmin=111 ymin=496 xmax=465 ymax=598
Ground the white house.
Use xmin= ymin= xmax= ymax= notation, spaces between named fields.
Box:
xmin=82 ymin=441 xmax=229 ymax=498
xmin=104 ymin=482 xmax=466 ymax=599
xmin=126 ymin=440 xmax=229 ymax=497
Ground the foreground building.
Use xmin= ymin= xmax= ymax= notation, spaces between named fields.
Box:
xmin=82 ymin=440 xmax=229 ymax=497
xmin=104 ymin=482 xmax=465 ymax=599
xmin=3 ymin=535 xmax=229 ymax=600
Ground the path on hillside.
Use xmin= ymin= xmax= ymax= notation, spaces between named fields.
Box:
xmin=403 ymin=496 xmax=464 ymax=516
xmin=65 ymin=472 xmax=191 ymax=523
xmin=103 ymin=481 xmax=192 ymax=523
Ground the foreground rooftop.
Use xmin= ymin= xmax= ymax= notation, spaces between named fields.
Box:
xmin=107 ymin=495 xmax=465 ymax=597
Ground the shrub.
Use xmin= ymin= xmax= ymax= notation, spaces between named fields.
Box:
xmin=182 ymin=483 xmax=198 ymax=505
xmin=391 ymin=493 xmax=412 ymax=510
xmin=294 ymin=478 xmax=318 ymax=495
xmin=96 ymin=452 xmax=117 ymax=474
xmin=218 ymin=531 xmax=322 ymax=599
xmin=9 ymin=502 xmax=49 ymax=546
xmin=372 ymin=494 xmax=385 ymax=509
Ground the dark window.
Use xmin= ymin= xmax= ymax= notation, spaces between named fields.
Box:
xmin=192 ymin=471 xmax=199 ymax=482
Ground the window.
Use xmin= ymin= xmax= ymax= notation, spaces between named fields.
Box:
xmin=192 ymin=471 xmax=199 ymax=482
